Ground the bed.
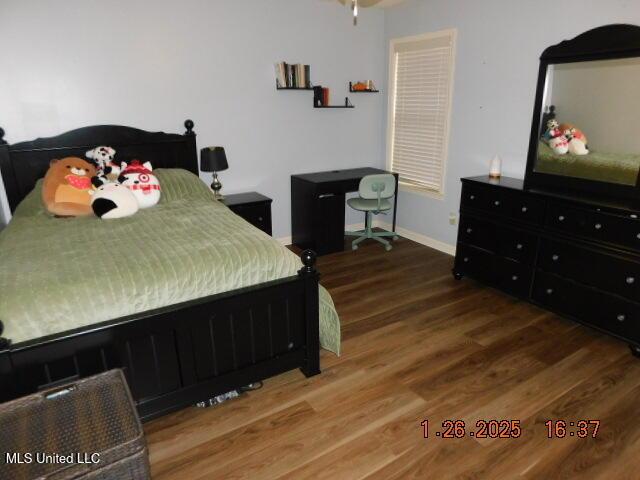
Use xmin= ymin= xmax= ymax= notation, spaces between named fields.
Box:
xmin=536 ymin=141 xmax=640 ymax=186
xmin=0 ymin=121 xmax=340 ymax=421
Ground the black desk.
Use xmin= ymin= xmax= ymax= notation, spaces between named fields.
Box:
xmin=291 ymin=167 xmax=399 ymax=255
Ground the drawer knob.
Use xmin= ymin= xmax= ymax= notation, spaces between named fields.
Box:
xmin=617 ymin=314 xmax=626 ymax=322
xmin=594 ymin=223 xmax=603 ymax=230
xmin=516 ymin=243 xmax=523 ymax=250
xmin=552 ymin=254 xmax=559 ymax=261
xmin=466 ymin=228 xmax=473 ymax=234
xmin=636 ymin=233 xmax=640 ymax=240
xmin=463 ymin=257 xmax=469 ymax=263
xmin=470 ymin=195 xmax=475 ymax=200
xmin=558 ymin=215 xmax=565 ymax=222
xmin=258 ymin=216 xmax=264 ymax=222
xmin=626 ymin=277 xmax=635 ymax=285
xmin=521 ymin=206 xmax=528 ymax=213
xmin=494 ymin=200 xmax=501 ymax=206
xmin=511 ymin=275 xmax=519 ymax=281
xmin=546 ymin=288 xmax=554 ymax=295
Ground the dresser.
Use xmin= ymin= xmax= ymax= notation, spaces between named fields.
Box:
xmin=453 ymin=176 xmax=640 ymax=356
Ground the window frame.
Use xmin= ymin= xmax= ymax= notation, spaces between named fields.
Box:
xmin=386 ymin=28 xmax=457 ymax=199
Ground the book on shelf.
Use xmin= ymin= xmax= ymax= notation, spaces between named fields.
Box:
xmin=274 ymin=62 xmax=311 ymax=88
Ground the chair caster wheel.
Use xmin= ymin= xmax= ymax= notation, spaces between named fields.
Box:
xmin=385 ymin=245 xmax=392 ymax=251
xmin=630 ymin=344 xmax=640 ymax=358
xmin=352 ymin=245 xmax=359 ymax=251
xmin=392 ymin=236 xmax=399 ymax=241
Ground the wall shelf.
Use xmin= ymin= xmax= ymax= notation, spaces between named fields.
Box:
xmin=349 ymin=82 xmax=379 ymax=93
xmin=313 ymin=105 xmax=355 ymax=109
xmin=276 ymin=83 xmax=313 ymax=91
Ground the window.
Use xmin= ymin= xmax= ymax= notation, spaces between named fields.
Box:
xmin=387 ymin=29 xmax=457 ymax=196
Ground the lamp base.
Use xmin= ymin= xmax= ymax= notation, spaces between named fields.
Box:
xmin=211 ymin=172 xmax=224 ymax=200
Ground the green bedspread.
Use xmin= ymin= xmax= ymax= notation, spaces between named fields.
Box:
xmin=0 ymin=169 xmax=340 ymax=354
xmin=537 ymin=141 xmax=640 ymax=185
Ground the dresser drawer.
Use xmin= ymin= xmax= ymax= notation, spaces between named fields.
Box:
xmin=455 ymin=244 xmax=495 ymax=284
xmin=546 ymin=202 xmax=640 ymax=250
xmin=545 ymin=203 xmax=587 ymax=233
xmin=459 ymin=215 xmax=538 ymax=265
xmin=458 ymin=216 xmax=496 ymax=251
xmin=497 ymin=228 xmax=538 ymax=265
xmin=586 ymin=210 xmax=640 ymax=250
xmin=533 ymin=272 xmax=640 ymax=342
xmin=538 ymin=239 xmax=639 ymax=302
xmin=495 ymin=257 xmax=533 ymax=297
xmin=461 ymin=183 xmax=545 ymax=224
xmin=455 ymin=244 xmax=533 ymax=297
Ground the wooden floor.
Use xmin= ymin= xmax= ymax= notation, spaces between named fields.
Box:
xmin=146 ymin=237 xmax=640 ymax=479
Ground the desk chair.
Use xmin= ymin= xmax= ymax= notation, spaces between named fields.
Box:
xmin=345 ymin=174 xmax=399 ymax=251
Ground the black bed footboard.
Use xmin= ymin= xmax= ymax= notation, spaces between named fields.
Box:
xmin=0 ymin=251 xmax=320 ymax=421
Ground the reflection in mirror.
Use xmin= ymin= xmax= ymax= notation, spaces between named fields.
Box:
xmin=535 ymin=57 xmax=640 ymax=186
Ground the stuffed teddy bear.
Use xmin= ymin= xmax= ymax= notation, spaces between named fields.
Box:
xmin=86 ymin=146 xmax=121 ymax=181
xmin=90 ymin=182 xmax=139 ymax=219
xmin=118 ymin=160 xmax=161 ymax=209
xmin=42 ymin=157 xmax=97 ymax=217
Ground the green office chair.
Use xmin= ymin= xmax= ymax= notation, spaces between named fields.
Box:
xmin=345 ymin=174 xmax=399 ymax=251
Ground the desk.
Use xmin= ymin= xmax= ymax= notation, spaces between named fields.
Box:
xmin=291 ymin=167 xmax=399 ymax=255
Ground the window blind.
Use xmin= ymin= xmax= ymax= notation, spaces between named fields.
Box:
xmin=388 ymin=30 xmax=456 ymax=194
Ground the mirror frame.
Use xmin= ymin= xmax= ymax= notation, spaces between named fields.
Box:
xmin=524 ymin=24 xmax=640 ymax=201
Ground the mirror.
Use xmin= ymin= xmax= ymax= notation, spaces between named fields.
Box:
xmin=534 ymin=57 xmax=640 ymax=187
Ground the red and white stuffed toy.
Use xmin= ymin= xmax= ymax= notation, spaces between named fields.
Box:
xmin=118 ymin=160 xmax=161 ymax=209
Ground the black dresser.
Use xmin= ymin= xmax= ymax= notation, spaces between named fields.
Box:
xmin=453 ymin=176 xmax=640 ymax=355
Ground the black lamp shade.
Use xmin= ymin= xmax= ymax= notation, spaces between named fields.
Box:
xmin=200 ymin=147 xmax=229 ymax=172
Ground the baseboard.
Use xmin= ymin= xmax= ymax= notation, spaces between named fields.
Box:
xmin=278 ymin=222 xmax=456 ymax=257
xmin=375 ymin=220 xmax=456 ymax=256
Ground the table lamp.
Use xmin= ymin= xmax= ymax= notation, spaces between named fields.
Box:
xmin=200 ymin=146 xmax=229 ymax=199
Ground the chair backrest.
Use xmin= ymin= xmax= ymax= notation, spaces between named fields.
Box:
xmin=358 ymin=174 xmax=396 ymax=200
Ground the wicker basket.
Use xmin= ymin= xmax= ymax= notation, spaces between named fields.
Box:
xmin=0 ymin=369 xmax=150 ymax=480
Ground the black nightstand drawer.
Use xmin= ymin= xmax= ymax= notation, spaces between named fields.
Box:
xmin=222 ymin=192 xmax=273 ymax=236
xmin=230 ymin=204 xmax=271 ymax=234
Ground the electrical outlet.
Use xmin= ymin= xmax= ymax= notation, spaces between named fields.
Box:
xmin=449 ymin=212 xmax=458 ymax=225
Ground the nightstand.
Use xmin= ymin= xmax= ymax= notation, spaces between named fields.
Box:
xmin=221 ymin=192 xmax=272 ymax=236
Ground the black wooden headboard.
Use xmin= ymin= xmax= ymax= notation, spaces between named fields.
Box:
xmin=0 ymin=119 xmax=198 ymax=212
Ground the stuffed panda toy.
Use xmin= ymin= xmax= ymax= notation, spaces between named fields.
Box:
xmin=86 ymin=146 xmax=122 ymax=181
xmin=118 ymin=160 xmax=161 ymax=209
xmin=90 ymin=182 xmax=139 ymax=219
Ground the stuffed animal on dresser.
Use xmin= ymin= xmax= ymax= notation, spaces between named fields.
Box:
xmin=90 ymin=182 xmax=139 ymax=219
xmin=42 ymin=157 xmax=97 ymax=217
xmin=86 ymin=146 xmax=121 ymax=181
xmin=118 ymin=160 xmax=161 ymax=209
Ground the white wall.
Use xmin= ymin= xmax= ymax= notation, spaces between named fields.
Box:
xmin=384 ymin=0 xmax=640 ymax=248
xmin=0 ymin=0 xmax=387 ymax=236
